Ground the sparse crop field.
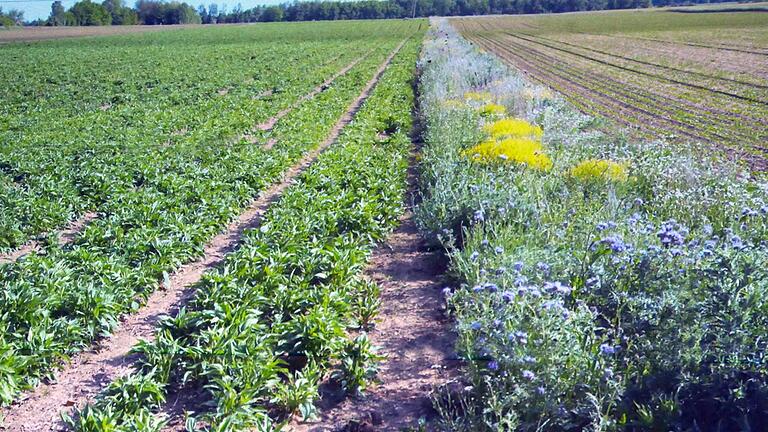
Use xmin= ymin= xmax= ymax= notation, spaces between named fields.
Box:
xmin=453 ymin=10 xmax=768 ymax=167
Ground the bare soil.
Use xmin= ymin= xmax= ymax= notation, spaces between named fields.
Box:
xmin=0 ymin=25 xmax=188 ymax=44
xmin=255 ymin=50 xmax=372 ymax=132
xmin=0 ymin=36 xmax=412 ymax=432
xmin=0 ymin=212 xmax=97 ymax=265
xmin=289 ymin=88 xmax=458 ymax=432
xmin=289 ymin=211 xmax=458 ymax=432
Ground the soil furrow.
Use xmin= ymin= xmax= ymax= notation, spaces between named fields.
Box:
xmin=254 ymin=50 xmax=373 ymax=132
xmin=0 ymin=36 xmax=411 ymax=432
xmin=483 ymin=33 xmax=767 ymax=141
xmin=620 ymin=34 xmax=768 ymax=57
xmin=531 ymin=33 xmax=768 ymax=91
xmin=289 ymin=100 xmax=457 ymax=432
xmin=0 ymin=212 xmax=98 ymax=265
xmin=485 ymin=33 xmax=762 ymax=131
xmin=507 ymin=32 xmax=768 ymax=106
xmin=470 ymin=35 xmax=720 ymax=142
xmin=157 ymin=37 xmax=414 ymax=432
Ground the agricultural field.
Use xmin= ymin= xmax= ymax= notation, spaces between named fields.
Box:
xmin=452 ymin=9 xmax=768 ymax=168
xmin=3 ymin=7 xmax=768 ymax=432
xmin=0 ymin=20 xmax=433 ymax=431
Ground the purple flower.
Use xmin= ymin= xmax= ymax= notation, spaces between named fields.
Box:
xmin=470 ymin=321 xmax=482 ymax=331
xmin=474 ymin=210 xmax=485 ymax=223
xmin=522 ymin=370 xmax=536 ymax=381
xmin=481 ymin=239 xmax=490 ymax=247
xmin=496 ymin=267 xmax=507 ymax=275
xmin=596 ymin=222 xmax=608 ymax=232
xmin=472 ymin=285 xmax=485 ymax=293
xmin=731 ymin=235 xmax=745 ymax=250
xmin=543 ymin=281 xmax=571 ymax=295
xmin=633 ymin=198 xmax=644 ymax=207
xmin=501 ymin=291 xmax=515 ymax=302
xmin=536 ymin=386 xmax=546 ymax=395
xmin=470 ymin=251 xmax=480 ymax=261
xmin=599 ymin=343 xmax=616 ymax=355
xmin=488 ymin=360 xmax=499 ymax=371
xmin=510 ymin=331 xmax=528 ymax=344
xmin=536 ymin=262 xmax=550 ymax=274
xmin=483 ymin=283 xmax=499 ymax=293
xmin=513 ymin=261 xmax=524 ymax=272
xmin=495 ymin=246 xmax=505 ymax=254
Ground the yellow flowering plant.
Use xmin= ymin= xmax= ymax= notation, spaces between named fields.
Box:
xmin=569 ymin=159 xmax=629 ymax=182
xmin=464 ymin=138 xmax=552 ymax=171
xmin=483 ymin=118 xmax=543 ymax=140
xmin=478 ymin=103 xmax=506 ymax=117
xmin=464 ymin=91 xmax=492 ymax=102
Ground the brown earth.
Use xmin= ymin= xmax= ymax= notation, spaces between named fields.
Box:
xmin=0 ymin=25 xmax=189 ymax=44
xmin=288 ymin=99 xmax=458 ymax=432
xmin=0 ymin=212 xmax=97 ymax=265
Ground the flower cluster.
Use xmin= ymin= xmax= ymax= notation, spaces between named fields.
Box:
xmin=478 ymin=103 xmax=507 ymax=117
xmin=464 ymin=137 xmax=552 ymax=171
xmin=569 ymin=158 xmax=629 ymax=182
xmin=483 ymin=118 xmax=543 ymax=140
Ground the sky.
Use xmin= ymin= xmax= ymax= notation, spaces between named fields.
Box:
xmin=0 ymin=0 xmax=283 ymax=21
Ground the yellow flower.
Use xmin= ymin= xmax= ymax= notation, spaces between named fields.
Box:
xmin=441 ymin=99 xmax=466 ymax=109
xmin=463 ymin=138 xmax=552 ymax=171
xmin=464 ymin=91 xmax=492 ymax=102
xmin=478 ymin=103 xmax=506 ymax=117
xmin=569 ymin=159 xmax=629 ymax=182
xmin=483 ymin=118 xmax=543 ymax=140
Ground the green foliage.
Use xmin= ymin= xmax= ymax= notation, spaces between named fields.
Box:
xmin=69 ymin=0 xmax=112 ymax=26
xmin=332 ymin=333 xmax=384 ymax=395
xmin=62 ymin=27 xmax=423 ymax=431
xmin=0 ymin=21 xmax=423 ymax=409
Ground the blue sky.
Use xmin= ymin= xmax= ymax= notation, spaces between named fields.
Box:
xmin=1 ymin=0 xmax=283 ymax=21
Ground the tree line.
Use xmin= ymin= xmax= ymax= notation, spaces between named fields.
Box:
xmin=19 ymin=0 xmax=750 ymax=26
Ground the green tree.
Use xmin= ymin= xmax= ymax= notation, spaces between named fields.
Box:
xmin=260 ymin=5 xmax=283 ymax=21
xmin=69 ymin=0 xmax=112 ymax=25
xmin=49 ymin=1 xmax=67 ymax=26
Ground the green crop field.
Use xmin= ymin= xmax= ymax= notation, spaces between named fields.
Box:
xmin=2 ymin=8 xmax=768 ymax=432
xmin=453 ymin=9 xmax=768 ymax=168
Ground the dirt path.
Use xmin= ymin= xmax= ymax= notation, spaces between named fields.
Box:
xmin=0 ymin=37 xmax=411 ymax=432
xmin=0 ymin=212 xmax=98 ymax=265
xmin=254 ymin=50 xmax=373 ymax=132
xmin=289 ymin=142 xmax=459 ymax=431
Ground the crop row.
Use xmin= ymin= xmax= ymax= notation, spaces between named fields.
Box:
xmin=474 ymin=33 xmax=760 ymax=139
xmin=464 ymin=31 xmax=768 ymax=162
xmin=519 ymin=33 xmax=768 ymax=103
xmin=0 ymin=25 xmax=420 ymax=407
xmin=418 ymin=20 xmax=768 ymax=431
xmin=0 ymin=21 xmax=415 ymax=251
xmin=469 ymin=34 xmax=725 ymax=143
xmin=65 ymin=35 xmax=421 ymax=432
xmin=537 ymin=33 xmax=768 ymax=91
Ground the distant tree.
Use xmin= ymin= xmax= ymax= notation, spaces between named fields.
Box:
xmin=0 ymin=7 xmax=24 ymax=26
xmin=207 ymin=2 xmax=218 ymax=22
xmin=102 ymin=0 xmax=138 ymax=24
xmin=49 ymin=1 xmax=67 ymax=25
xmin=69 ymin=0 xmax=112 ymax=25
xmin=136 ymin=0 xmax=200 ymax=24
xmin=260 ymin=5 xmax=282 ymax=21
